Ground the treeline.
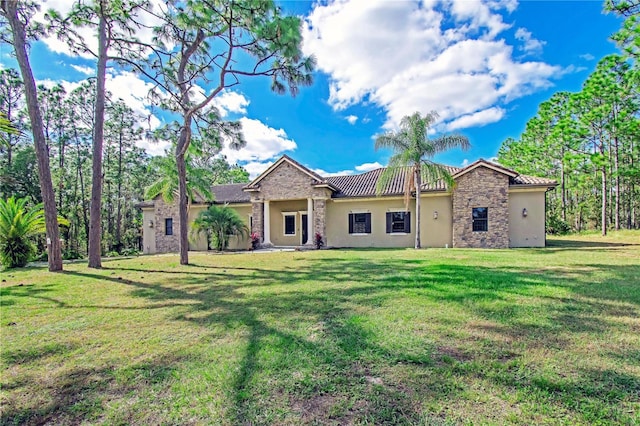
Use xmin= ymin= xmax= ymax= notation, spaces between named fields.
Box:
xmin=498 ymin=55 xmax=639 ymax=233
xmin=498 ymin=4 xmax=639 ymax=234
xmin=0 ymin=70 xmax=248 ymax=259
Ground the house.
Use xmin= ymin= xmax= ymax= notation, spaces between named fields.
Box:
xmin=139 ymin=155 xmax=557 ymax=253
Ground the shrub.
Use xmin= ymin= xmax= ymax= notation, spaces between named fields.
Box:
xmin=315 ymin=232 xmax=324 ymax=249
xmin=0 ymin=197 xmax=46 ymax=268
xmin=251 ymin=232 xmax=260 ymax=250
xmin=546 ymin=214 xmax=572 ymax=235
xmin=120 ymin=248 xmax=140 ymax=256
xmin=63 ymin=249 xmax=83 ymax=260
xmin=191 ymin=205 xmax=249 ymax=251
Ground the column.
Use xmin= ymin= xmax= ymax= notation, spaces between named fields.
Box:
xmin=306 ymin=198 xmax=314 ymax=245
xmin=263 ymin=200 xmax=272 ymax=246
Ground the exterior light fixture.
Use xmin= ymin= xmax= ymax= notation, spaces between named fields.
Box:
xmin=522 ymin=208 xmax=528 ymax=217
xmin=433 ymin=210 xmax=438 ymax=220
xmin=149 ymin=220 xmax=154 ymax=228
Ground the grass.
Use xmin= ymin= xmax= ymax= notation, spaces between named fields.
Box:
xmin=1 ymin=230 xmax=639 ymax=425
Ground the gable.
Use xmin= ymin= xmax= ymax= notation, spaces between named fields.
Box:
xmin=250 ymin=160 xmax=325 ymax=200
xmin=452 ymin=159 xmax=518 ymax=180
xmin=246 ymin=155 xmax=325 ymax=188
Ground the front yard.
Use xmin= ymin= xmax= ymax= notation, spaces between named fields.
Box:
xmin=1 ymin=231 xmax=639 ymax=425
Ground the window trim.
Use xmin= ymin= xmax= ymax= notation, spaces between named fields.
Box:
xmin=386 ymin=211 xmax=410 ymax=234
xmin=472 ymin=207 xmax=488 ymax=232
xmin=165 ymin=218 xmax=173 ymax=236
xmin=349 ymin=212 xmax=371 ymax=235
xmin=282 ymin=212 xmax=296 ymax=236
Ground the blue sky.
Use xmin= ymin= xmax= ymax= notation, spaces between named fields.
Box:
xmin=0 ymin=0 xmax=624 ymax=178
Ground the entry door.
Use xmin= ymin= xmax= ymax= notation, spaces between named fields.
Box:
xmin=301 ymin=214 xmax=308 ymax=244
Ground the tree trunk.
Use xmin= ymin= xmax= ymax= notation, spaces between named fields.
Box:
xmin=560 ymin=148 xmax=566 ymax=222
xmin=3 ymin=1 xmax=63 ymax=271
xmin=177 ymin=148 xmax=189 ymax=265
xmin=116 ymin=116 xmax=123 ymax=250
xmin=614 ymin=135 xmax=620 ymax=230
xmin=88 ymin=7 xmax=108 ymax=268
xmin=601 ymin=165 xmax=607 ymax=236
xmin=73 ymin=128 xmax=90 ymax=249
xmin=414 ymin=167 xmax=421 ymax=249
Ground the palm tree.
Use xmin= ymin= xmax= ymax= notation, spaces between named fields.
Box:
xmin=375 ymin=111 xmax=470 ymax=249
xmin=191 ymin=204 xmax=249 ymax=251
xmin=145 ymin=151 xmax=213 ymax=205
xmin=0 ymin=197 xmax=68 ymax=268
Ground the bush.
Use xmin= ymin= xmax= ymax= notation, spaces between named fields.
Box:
xmin=63 ymin=249 xmax=83 ymax=260
xmin=120 ymin=248 xmax=140 ymax=256
xmin=105 ymin=251 xmax=120 ymax=258
xmin=0 ymin=235 xmax=34 ymax=268
xmin=546 ymin=214 xmax=572 ymax=235
xmin=0 ymin=197 xmax=46 ymax=268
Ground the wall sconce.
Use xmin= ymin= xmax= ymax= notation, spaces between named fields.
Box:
xmin=148 ymin=220 xmax=154 ymax=228
xmin=522 ymin=208 xmax=528 ymax=218
xmin=433 ymin=210 xmax=438 ymax=220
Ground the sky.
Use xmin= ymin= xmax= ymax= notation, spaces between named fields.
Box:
xmin=0 ymin=0 xmax=625 ymax=178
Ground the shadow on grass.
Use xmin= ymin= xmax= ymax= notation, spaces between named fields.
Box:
xmin=1 ymin=356 xmax=184 ymax=426
xmin=4 ymin=251 xmax=639 ymax=424
xmin=543 ymin=238 xmax=640 ymax=252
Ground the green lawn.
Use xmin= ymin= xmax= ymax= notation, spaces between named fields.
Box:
xmin=1 ymin=231 xmax=639 ymax=425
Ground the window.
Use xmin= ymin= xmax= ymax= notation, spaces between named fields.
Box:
xmin=472 ymin=207 xmax=488 ymax=232
xmin=284 ymin=214 xmax=296 ymax=235
xmin=165 ymin=218 xmax=173 ymax=235
xmin=348 ymin=212 xmax=371 ymax=234
xmin=386 ymin=211 xmax=410 ymax=233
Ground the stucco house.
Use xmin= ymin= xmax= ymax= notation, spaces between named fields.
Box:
xmin=139 ymin=155 xmax=556 ymax=253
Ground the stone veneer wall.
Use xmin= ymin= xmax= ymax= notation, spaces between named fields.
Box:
xmin=153 ymin=198 xmax=180 ymax=253
xmin=452 ymin=167 xmax=509 ymax=248
xmin=251 ymin=200 xmax=264 ymax=242
xmin=313 ymin=199 xmax=327 ymax=242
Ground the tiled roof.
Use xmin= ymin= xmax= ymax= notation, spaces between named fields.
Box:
xmin=209 ymin=158 xmax=556 ymax=204
xmin=327 ymin=166 xmax=459 ymax=198
xmin=511 ymin=174 xmax=557 ymax=186
xmin=211 ymin=184 xmax=251 ymax=204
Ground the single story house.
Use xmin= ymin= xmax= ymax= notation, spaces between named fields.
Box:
xmin=139 ymin=155 xmax=557 ymax=253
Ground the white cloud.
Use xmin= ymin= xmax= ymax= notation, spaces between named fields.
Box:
xmin=35 ymin=0 xmax=164 ymax=59
xmin=461 ymin=159 xmax=469 ymax=167
xmin=514 ymin=27 xmax=546 ymax=55
xmin=221 ymin=117 xmax=297 ymax=170
xmin=312 ymin=161 xmax=384 ymax=177
xmin=213 ymin=91 xmax=250 ymax=117
xmin=303 ymin=0 xmax=560 ymax=132
xmin=580 ymin=53 xmax=595 ymax=61
xmin=70 ymin=64 xmax=94 ymax=76
xmin=312 ymin=168 xmax=355 ymax=177
xmin=243 ymin=160 xmax=274 ymax=179
xmin=446 ymin=107 xmax=505 ymax=131
xmin=355 ymin=162 xmax=383 ymax=172
xmin=345 ymin=115 xmax=358 ymax=125
xmin=39 ymin=71 xmax=164 ymax=155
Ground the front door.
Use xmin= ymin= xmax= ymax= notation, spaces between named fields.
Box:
xmin=301 ymin=214 xmax=308 ymax=244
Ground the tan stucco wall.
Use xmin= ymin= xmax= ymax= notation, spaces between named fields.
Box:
xmin=418 ymin=195 xmax=453 ymax=248
xmin=227 ymin=205 xmax=252 ymax=250
xmin=268 ymin=200 xmax=308 ymax=246
xmin=142 ymin=208 xmax=156 ymax=254
xmin=508 ymin=190 xmax=546 ymax=247
xmin=324 ymin=194 xmax=452 ymax=248
xmin=187 ymin=205 xmax=208 ymax=251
